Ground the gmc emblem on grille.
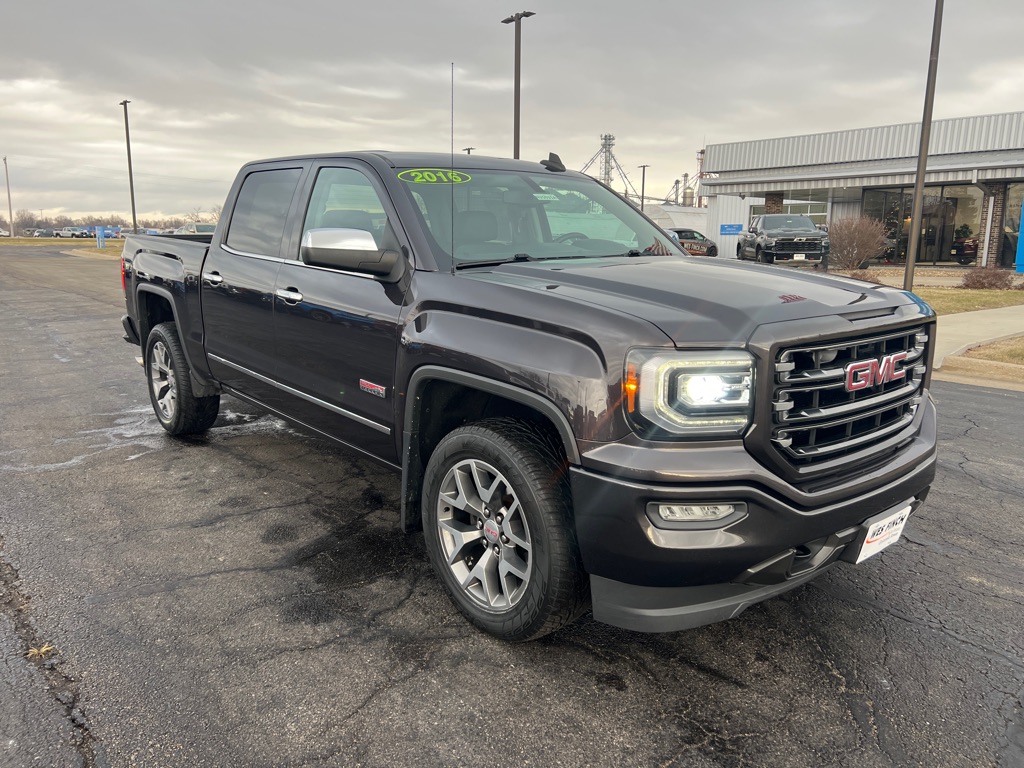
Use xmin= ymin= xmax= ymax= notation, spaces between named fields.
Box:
xmin=845 ymin=351 xmax=909 ymax=391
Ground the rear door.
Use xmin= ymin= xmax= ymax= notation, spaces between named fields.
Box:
xmin=271 ymin=161 xmax=410 ymax=463
xmin=202 ymin=163 xmax=306 ymax=402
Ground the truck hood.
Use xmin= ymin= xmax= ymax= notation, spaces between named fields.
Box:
xmin=463 ymin=256 xmax=914 ymax=345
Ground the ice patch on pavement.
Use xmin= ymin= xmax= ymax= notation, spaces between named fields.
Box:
xmin=1 ymin=407 xmax=296 ymax=473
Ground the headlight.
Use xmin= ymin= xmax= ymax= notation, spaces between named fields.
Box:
xmin=821 ymin=238 xmax=830 ymax=248
xmin=624 ymin=349 xmax=755 ymax=438
xmin=763 ymin=238 xmax=776 ymax=247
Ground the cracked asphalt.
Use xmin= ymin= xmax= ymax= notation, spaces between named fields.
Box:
xmin=1 ymin=245 xmax=1022 ymax=767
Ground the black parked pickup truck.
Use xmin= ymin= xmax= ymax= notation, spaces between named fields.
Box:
xmin=120 ymin=152 xmax=937 ymax=641
xmin=737 ymin=214 xmax=830 ymax=266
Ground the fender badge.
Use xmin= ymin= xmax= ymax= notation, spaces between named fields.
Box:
xmin=359 ymin=379 xmax=387 ymax=398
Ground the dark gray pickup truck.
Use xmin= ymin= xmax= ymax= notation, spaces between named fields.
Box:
xmin=120 ymin=152 xmax=937 ymax=641
xmin=737 ymin=214 xmax=830 ymax=265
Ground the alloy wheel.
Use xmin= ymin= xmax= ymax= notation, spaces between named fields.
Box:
xmin=435 ymin=458 xmax=532 ymax=611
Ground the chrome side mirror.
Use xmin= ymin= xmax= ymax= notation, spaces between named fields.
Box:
xmin=300 ymin=228 xmax=400 ymax=278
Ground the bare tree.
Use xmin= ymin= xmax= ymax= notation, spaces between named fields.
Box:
xmin=827 ymin=217 xmax=888 ymax=270
xmin=208 ymin=204 xmax=223 ymax=223
xmin=15 ymin=209 xmax=35 ymax=234
xmin=186 ymin=206 xmax=205 ymax=224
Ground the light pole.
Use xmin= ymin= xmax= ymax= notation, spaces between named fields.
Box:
xmin=2 ymin=156 xmax=13 ymax=237
xmin=501 ymin=11 xmax=535 ymax=160
xmin=638 ymin=165 xmax=650 ymax=212
xmin=462 ymin=147 xmax=475 ymax=155
xmin=904 ymin=0 xmax=944 ymax=291
xmin=120 ymin=100 xmax=139 ymax=235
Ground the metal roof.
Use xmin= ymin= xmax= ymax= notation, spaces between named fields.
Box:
xmin=703 ymin=112 xmax=1024 ymax=173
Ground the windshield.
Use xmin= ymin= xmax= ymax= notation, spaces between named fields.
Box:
xmin=394 ymin=168 xmax=684 ymax=268
xmin=762 ymin=214 xmax=819 ymax=232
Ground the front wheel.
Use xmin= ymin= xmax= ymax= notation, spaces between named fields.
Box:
xmin=145 ymin=322 xmax=219 ymax=436
xmin=707 ymin=246 xmax=718 ymax=258
xmin=422 ymin=418 xmax=588 ymax=641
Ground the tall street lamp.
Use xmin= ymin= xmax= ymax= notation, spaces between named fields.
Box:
xmin=638 ymin=165 xmax=650 ymax=212
xmin=120 ymin=99 xmax=139 ymax=235
xmin=501 ymin=11 xmax=535 ymax=160
xmin=3 ymin=156 xmax=13 ymax=237
xmin=904 ymin=0 xmax=944 ymax=291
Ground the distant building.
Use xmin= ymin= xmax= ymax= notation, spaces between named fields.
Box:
xmin=698 ymin=112 xmax=1024 ymax=268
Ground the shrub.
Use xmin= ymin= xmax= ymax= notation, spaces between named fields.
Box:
xmin=826 ymin=217 xmax=888 ymax=270
xmin=847 ymin=269 xmax=883 ymax=284
xmin=958 ymin=268 xmax=1015 ymax=290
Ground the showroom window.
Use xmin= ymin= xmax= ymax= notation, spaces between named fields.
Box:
xmin=1001 ymin=184 xmax=1022 ymax=269
xmin=863 ymin=185 xmax=984 ymax=266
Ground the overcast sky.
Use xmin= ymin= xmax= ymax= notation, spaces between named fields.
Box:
xmin=2 ymin=0 xmax=1022 ymax=221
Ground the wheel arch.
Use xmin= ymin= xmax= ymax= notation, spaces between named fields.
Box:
xmin=400 ymin=366 xmax=580 ymax=532
xmin=137 ymin=285 xmax=218 ymax=397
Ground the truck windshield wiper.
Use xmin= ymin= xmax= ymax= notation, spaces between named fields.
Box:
xmin=455 ymin=253 xmax=536 ymax=270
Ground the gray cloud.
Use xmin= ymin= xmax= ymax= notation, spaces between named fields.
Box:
xmin=2 ymin=0 xmax=1021 ymax=219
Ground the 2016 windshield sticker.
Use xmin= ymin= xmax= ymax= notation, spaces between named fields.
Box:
xmin=398 ymin=169 xmax=471 ymax=184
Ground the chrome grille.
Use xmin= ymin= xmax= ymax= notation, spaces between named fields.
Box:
xmin=775 ymin=239 xmax=823 ymax=253
xmin=772 ymin=326 xmax=928 ymax=466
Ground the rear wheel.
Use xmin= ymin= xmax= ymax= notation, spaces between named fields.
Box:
xmin=145 ymin=322 xmax=219 ymax=436
xmin=422 ymin=418 xmax=588 ymax=641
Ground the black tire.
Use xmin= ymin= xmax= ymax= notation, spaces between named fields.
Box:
xmin=736 ymin=244 xmax=744 ymax=260
xmin=707 ymin=246 xmax=718 ymax=258
xmin=145 ymin=322 xmax=220 ymax=436
xmin=755 ymin=248 xmax=768 ymax=264
xmin=422 ymin=418 xmax=589 ymax=641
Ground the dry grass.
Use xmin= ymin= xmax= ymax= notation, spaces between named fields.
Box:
xmin=2 ymin=238 xmax=124 ymax=257
xmin=912 ymin=288 xmax=1024 ymax=315
xmin=964 ymin=335 xmax=1024 ymax=366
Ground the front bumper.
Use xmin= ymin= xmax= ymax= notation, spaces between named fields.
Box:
xmin=765 ymin=249 xmax=824 ymax=264
xmin=571 ymin=397 xmax=936 ymax=633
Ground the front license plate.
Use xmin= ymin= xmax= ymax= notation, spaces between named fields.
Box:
xmin=854 ymin=505 xmax=912 ymax=563
xmin=793 ymin=254 xmax=806 ymax=260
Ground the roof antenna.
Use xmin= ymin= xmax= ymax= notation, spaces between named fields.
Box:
xmin=540 ymin=152 xmax=566 ymax=172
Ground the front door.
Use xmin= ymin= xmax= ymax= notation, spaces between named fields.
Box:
xmin=272 ymin=163 xmax=408 ymax=463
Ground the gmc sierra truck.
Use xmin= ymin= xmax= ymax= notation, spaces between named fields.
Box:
xmin=737 ymin=214 xmax=830 ymax=265
xmin=120 ymin=152 xmax=937 ymax=642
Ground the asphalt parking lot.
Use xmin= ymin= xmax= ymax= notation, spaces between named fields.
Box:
xmin=1 ymin=246 xmax=1023 ymax=768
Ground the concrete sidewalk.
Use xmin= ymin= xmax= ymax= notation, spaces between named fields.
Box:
xmin=933 ymin=303 xmax=1024 ymax=368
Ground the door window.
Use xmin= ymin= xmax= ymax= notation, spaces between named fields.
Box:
xmin=302 ymin=167 xmax=391 ymax=249
xmin=226 ymin=169 xmax=302 ymax=257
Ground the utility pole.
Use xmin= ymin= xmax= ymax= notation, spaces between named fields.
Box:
xmin=120 ymin=100 xmax=139 ymax=235
xmin=462 ymin=147 xmax=475 ymax=155
xmin=638 ymin=165 xmax=650 ymax=212
xmin=904 ymin=0 xmax=944 ymax=291
xmin=501 ymin=11 xmax=535 ymax=159
xmin=2 ymin=157 xmax=13 ymax=237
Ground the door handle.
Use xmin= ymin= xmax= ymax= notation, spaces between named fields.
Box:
xmin=275 ymin=287 xmax=303 ymax=304
xmin=202 ymin=272 xmax=224 ymax=286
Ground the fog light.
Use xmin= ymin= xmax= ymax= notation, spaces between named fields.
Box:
xmin=657 ymin=503 xmax=741 ymax=522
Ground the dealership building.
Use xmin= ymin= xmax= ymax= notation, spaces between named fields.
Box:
xmin=698 ymin=111 xmax=1024 ymax=269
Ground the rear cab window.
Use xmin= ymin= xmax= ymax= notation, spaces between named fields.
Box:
xmin=226 ymin=168 xmax=303 ymax=256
